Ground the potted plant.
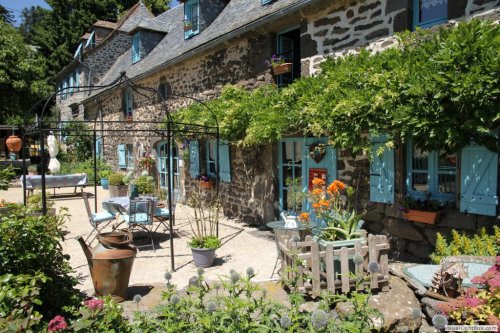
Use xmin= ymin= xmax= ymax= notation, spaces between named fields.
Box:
xmin=401 ymin=196 xmax=445 ymax=225
xmin=27 ymin=191 xmax=56 ymax=216
xmin=138 ymin=152 xmax=156 ymax=173
xmin=198 ymin=174 xmax=214 ymax=190
xmin=183 ymin=19 xmax=193 ymax=31
xmin=108 ymin=172 xmax=128 ymax=197
xmin=183 ymin=188 xmax=222 ymax=267
xmin=265 ymin=54 xmax=292 ymax=76
xmin=28 ymin=165 xmax=38 ymax=176
xmin=134 ymin=172 xmax=156 ymax=196
xmin=99 ymin=169 xmax=111 ymax=189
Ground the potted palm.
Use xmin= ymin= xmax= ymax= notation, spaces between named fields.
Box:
xmin=183 ymin=188 xmax=222 ymax=267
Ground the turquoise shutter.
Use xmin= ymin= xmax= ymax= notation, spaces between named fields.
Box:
xmin=460 ymin=144 xmax=498 ymax=216
xmin=219 ymin=142 xmax=231 ymax=182
xmin=75 ymin=70 xmax=79 ymax=88
xmin=95 ymin=138 xmax=101 ymax=158
xmin=369 ymin=135 xmax=395 ymax=204
xmin=132 ymin=32 xmax=140 ymax=63
xmin=118 ymin=144 xmax=126 ymax=168
xmin=189 ymin=140 xmax=200 ymax=179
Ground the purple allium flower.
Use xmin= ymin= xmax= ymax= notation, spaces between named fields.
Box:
xmin=368 ymin=262 xmax=380 ymax=274
xmin=311 ymin=309 xmax=328 ymax=329
xmin=432 ymin=314 xmax=448 ymax=329
xmin=280 ymin=315 xmax=291 ymax=329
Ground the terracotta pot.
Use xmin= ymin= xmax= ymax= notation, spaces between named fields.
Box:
xmin=272 ymin=63 xmax=292 ymax=75
xmin=199 ymin=181 xmax=213 ymax=190
xmin=6 ymin=135 xmax=22 ymax=153
xmin=403 ymin=209 xmax=440 ymax=225
xmin=184 ymin=24 xmax=193 ymax=31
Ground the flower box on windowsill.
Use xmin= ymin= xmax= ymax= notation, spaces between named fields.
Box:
xmin=402 ymin=209 xmax=441 ymax=225
xmin=183 ymin=24 xmax=193 ymax=32
xmin=272 ymin=63 xmax=292 ymax=75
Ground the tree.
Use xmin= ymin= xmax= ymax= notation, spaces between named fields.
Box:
xmin=0 ymin=5 xmax=14 ymax=26
xmin=0 ymin=21 xmax=51 ymax=124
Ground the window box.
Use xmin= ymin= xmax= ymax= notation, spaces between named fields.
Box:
xmin=402 ymin=209 xmax=441 ymax=225
xmin=199 ymin=180 xmax=214 ymax=190
xmin=272 ymin=63 xmax=292 ymax=76
xmin=183 ymin=21 xmax=193 ymax=31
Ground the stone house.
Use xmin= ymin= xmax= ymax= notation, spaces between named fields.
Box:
xmin=55 ymin=0 xmax=500 ymax=262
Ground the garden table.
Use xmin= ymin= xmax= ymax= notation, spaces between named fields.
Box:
xmin=20 ymin=173 xmax=88 ymax=195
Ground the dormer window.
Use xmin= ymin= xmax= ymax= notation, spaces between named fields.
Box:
xmin=74 ymin=42 xmax=83 ymax=59
xmin=261 ymin=0 xmax=274 ymax=4
xmin=184 ymin=0 xmax=199 ymax=39
xmin=132 ymin=32 xmax=141 ymax=63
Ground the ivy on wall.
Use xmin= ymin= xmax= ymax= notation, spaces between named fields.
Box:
xmin=173 ymin=19 xmax=500 ymax=153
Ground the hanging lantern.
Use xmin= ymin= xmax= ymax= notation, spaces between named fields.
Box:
xmin=6 ymin=135 xmax=22 ymax=153
xmin=29 ymin=142 xmax=41 ymax=165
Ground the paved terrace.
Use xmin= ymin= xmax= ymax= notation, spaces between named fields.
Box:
xmin=1 ymin=186 xmax=278 ymax=298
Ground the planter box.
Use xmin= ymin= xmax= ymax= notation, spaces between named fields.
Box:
xmin=109 ymin=185 xmax=128 ymax=197
xmin=184 ymin=24 xmax=193 ymax=31
xmin=403 ymin=209 xmax=440 ymax=225
xmin=272 ymin=63 xmax=292 ymax=75
xmin=199 ymin=181 xmax=214 ymax=190
xmin=313 ymin=236 xmax=367 ymax=278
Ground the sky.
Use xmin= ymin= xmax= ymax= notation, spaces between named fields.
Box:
xmin=0 ymin=0 xmax=180 ymax=26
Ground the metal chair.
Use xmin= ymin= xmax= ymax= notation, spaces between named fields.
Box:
xmin=82 ymin=193 xmax=115 ymax=243
xmin=154 ymin=192 xmax=179 ymax=233
xmin=124 ymin=199 xmax=155 ymax=251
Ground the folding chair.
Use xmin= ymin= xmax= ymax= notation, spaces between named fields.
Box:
xmin=124 ymin=199 xmax=155 ymax=251
xmin=154 ymin=192 xmax=178 ymax=233
xmin=82 ymin=193 xmax=115 ymax=243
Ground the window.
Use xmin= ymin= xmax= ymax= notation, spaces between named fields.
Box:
xmin=158 ymin=76 xmax=169 ymax=101
xmin=157 ymin=142 xmax=180 ymax=191
xmin=118 ymin=144 xmax=134 ymax=169
xmin=184 ymin=0 xmax=199 ymax=39
xmin=413 ymin=0 xmax=448 ymax=30
xmin=276 ymin=27 xmax=301 ymax=87
xmin=205 ymin=140 xmax=231 ymax=182
xmin=132 ymin=32 xmax=141 ymax=63
xmin=406 ymin=140 xmax=457 ymax=202
xmin=279 ymin=139 xmax=303 ymax=211
xmin=73 ymin=70 xmax=79 ymax=91
xmin=123 ymin=88 xmax=134 ymax=119
xmin=74 ymin=42 xmax=83 ymax=59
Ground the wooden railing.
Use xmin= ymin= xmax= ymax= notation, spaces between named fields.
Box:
xmin=277 ymin=234 xmax=390 ymax=296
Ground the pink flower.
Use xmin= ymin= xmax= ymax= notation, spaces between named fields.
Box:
xmin=464 ymin=297 xmax=483 ymax=308
xmin=48 ymin=315 xmax=67 ymax=332
xmin=487 ymin=276 xmax=500 ymax=289
xmin=84 ymin=298 xmax=104 ymax=310
xmin=487 ymin=315 xmax=500 ymax=326
xmin=465 ymin=287 xmax=479 ymax=297
xmin=471 ymin=275 xmax=486 ymax=285
xmin=495 ymin=256 xmax=500 ymax=266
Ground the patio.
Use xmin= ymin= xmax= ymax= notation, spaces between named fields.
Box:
xmin=0 ymin=186 xmax=278 ymax=294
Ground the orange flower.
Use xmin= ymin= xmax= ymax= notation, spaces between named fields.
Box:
xmin=327 ymin=182 xmax=339 ymax=195
xmin=298 ymin=212 xmax=310 ymax=223
xmin=311 ymin=188 xmax=323 ymax=196
xmin=312 ymin=202 xmax=320 ymax=210
xmin=312 ymin=177 xmax=325 ymax=187
xmin=318 ymin=199 xmax=329 ymax=209
xmin=335 ymin=180 xmax=346 ymax=190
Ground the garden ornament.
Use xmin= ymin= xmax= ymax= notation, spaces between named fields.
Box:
xmin=47 ymin=133 xmax=60 ymax=173
xmin=429 ymin=261 xmax=468 ymax=299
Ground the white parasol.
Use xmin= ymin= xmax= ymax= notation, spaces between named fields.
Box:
xmin=47 ymin=134 xmax=60 ymax=173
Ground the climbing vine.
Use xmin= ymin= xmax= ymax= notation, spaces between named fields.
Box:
xmin=173 ymin=19 xmax=500 ymax=153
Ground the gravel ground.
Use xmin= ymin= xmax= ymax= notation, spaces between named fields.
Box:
xmin=1 ymin=185 xmax=279 ymax=301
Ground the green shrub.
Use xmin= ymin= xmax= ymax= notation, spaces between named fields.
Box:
xmin=0 ymin=204 xmax=83 ymax=321
xmin=0 ymin=164 xmax=16 ymax=190
xmin=188 ymin=235 xmax=221 ymax=250
xmin=108 ymin=172 xmax=125 ymax=186
xmin=135 ymin=175 xmax=155 ymax=194
xmin=430 ymin=227 xmax=499 ymax=264
xmin=58 ymin=159 xmax=112 ymax=185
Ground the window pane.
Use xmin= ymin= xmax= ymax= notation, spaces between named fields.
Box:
xmin=412 ymin=147 xmax=428 ymax=170
xmin=412 ymin=172 xmax=429 ymax=192
xmin=283 ymin=166 xmax=293 ymax=182
xmin=294 ymin=142 xmax=302 ymax=164
xmin=209 ymin=162 xmax=216 ymax=173
xmin=420 ymin=0 xmax=447 ymax=23
xmin=438 ymin=151 xmax=457 ymax=170
xmin=438 ymin=174 xmax=455 ymax=193
xmin=283 ymin=142 xmax=293 ymax=163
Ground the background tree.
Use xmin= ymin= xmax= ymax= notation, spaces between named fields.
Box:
xmin=0 ymin=21 xmax=51 ymax=124
xmin=0 ymin=5 xmax=14 ymax=25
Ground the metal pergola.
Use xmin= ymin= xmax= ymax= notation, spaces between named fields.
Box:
xmin=22 ymin=72 xmax=220 ymax=271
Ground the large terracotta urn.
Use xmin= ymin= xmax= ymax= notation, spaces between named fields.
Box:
xmin=6 ymin=135 xmax=22 ymax=153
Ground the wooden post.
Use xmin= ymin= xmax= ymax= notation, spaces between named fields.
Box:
xmin=325 ymin=244 xmax=335 ymax=293
xmin=311 ymin=241 xmax=320 ymax=296
xmin=368 ymin=234 xmax=379 ymax=289
xmin=340 ymin=247 xmax=350 ymax=293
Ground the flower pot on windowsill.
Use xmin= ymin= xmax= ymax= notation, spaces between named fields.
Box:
xmin=183 ymin=24 xmax=193 ymax=31
xmin=272 ymin=63 xmax=292 ymax=75
xmin=199 ymin=180 xmax=214 ymax=190
xmin=126 ymin=115 xmax=133 ymax=123
xmin=402 ymin=209 xmax=441 ymax=225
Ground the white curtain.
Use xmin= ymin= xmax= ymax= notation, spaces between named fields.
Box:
xmin=47 ymin=134 xmax=60 ymax=173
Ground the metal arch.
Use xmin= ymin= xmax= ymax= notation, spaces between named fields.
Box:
xmin=23 ymin=71 xmax=220 ymax=272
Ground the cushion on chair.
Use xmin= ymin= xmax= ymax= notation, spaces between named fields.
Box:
xmin=155 ymin=208 xmax=170 ymax=217
xmin=91 ymin=212 xmax=115 ymax=223
xmin=124 ymin=213 xmax=150 ymax=224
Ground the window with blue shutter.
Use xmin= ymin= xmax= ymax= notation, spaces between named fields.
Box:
xmin=85 ymin=31 xmax=95 ymax=48
xmin=460 ymin=144 xmax=498 ymax=216
xmin=74 ymin=42 xmax=82 ymax=59
xmin=184 ymin=0 xmax=199 ymax=39
xmin=406 ymin=139 xmax=457 ymax=202
xmin=132 ymin=32 xmax=141 ymax=63
xmin=370 ymin=135 xmax=395 ymax=204
xmin=118 ymin=144 xmax=126 ymax=168
xmin=412 ymin=0 xmax=448 ymax=30
xmin=207 ymin=141 xmax=231 ymax=182
xmin=189 ymin=140 xmax=200 ymax=179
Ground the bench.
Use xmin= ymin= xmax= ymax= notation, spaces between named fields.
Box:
xmin=20 ymin=173 xmax=88 ymax=196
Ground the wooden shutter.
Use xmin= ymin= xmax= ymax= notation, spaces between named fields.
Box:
xmin=219 ymin=141 xmax=231 ymax=182
xmin=118 ymin=144 xmax=126 ymax=168
xmin=460 ymin=144 xmax=498 ymax=216
xmin=189 ymin=140 xmax=200 ymax=179
xmin=369 ymin=135 xmax=395 ymax=204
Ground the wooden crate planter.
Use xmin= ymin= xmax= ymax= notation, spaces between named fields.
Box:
xmin=272 ymin=63 xmax=292 ymax=75
xmin=277 ymin=234 xmax=390 ymax=296
xmin=402 ymin=209 xmax=440 ymax=225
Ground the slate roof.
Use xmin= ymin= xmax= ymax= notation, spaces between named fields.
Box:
xmin=84 ymin=0 xmax=318 ymax=100
xmin=93 ymin=20 xmax=117 ymax=29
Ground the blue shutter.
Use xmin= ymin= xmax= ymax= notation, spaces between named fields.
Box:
xmin=189 ymin=140 xmax=200 ymax=179
xmin=460 ymin=144 xmax=498 ymax=216
xmin=219 ymin=141 xmax=231 ymax=182
xmin=75 ymin=70 xmax=79 ymax=88
xmin=125 ymin=88 xmax=133 ymax=116
xmin=85 ymin=31 xmax=95 ymax=48
xmin=118 ymin=144 xmax=126 ymax=168
xmin=132 ymin=33 xmax=140 ymax=63
xmin=370 ymin=135 xmax=395 ymax=204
